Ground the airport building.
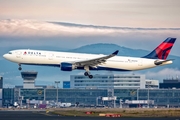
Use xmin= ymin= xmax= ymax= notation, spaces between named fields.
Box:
xmin=0 ymin=76 xmax=3 ymax=107
xmin=160 ymin=78 xmax=180 ymax=89
xmin=1 ymin=73 xmax=180 ymax=108
xmin=70 ymin=74 xmax=146 ymax=89
xmin=3 ymin=87 xmax=180 ymax=108
xmin=145 ymin=79 xmax=159 ymax=89
xmin=3 ymin=88 xmax=108 ymax=106
xmin=70 ymin=74 xmax=159 ymax=89
xmin=0 ymin=76 xmax=3 ymax=89
xmin=21 ymin=71 xmax=38 ymax=88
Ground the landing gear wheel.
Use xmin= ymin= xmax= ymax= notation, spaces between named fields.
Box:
xmin=84 ymin=72 xmax=89 ymax=76
xmin=88 ymin=75 xmax=93 ymax=79
xmin=18 ymin=67 xmax=22 ymax=71
xmin=18 ymin=64 xmax=22 ymax=71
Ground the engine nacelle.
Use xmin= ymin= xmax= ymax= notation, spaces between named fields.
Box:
xmin=60 ymin=62 xmax=75 ymax=71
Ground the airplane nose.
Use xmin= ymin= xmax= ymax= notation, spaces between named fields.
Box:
xmin=3 ymin=54 xmax=8 ymax=59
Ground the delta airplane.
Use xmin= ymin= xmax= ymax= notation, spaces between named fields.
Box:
xmin=3 ymin=37 xmax=176 ymax=79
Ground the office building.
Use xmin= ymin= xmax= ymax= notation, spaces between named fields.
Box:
xmin=70 ymin=74 xmax=146 ymax=89
xmin=160 ymin=78 xmax=180 ymax=89
xmin=145 ymin=79 xmax=159 ymax=89
xmin=2 ymin=88 xmax=14 ymax=107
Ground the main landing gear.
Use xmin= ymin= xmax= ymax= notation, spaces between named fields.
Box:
xmin=84 ymin=71 xmax=93 ymax=79
xmin=18 ymin=64 xmax=22 ymax=71
xmin=84 ymin=66 xmax=93 ymax=79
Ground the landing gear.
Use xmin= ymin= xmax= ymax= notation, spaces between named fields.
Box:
xmin=84 ymin=72 xmax=89 ymax=76
xmin=84 ymin=66 xmax=93 ymax=79
xmin=84 ymin=71 xmax=93 ymax=79
xmin=88 ymin=75 xmax=93 ymax=79
xmin=18 ymin=67 xmax=22 ymax=71
xmin=18 ymin=64 xmax=22 ymax=71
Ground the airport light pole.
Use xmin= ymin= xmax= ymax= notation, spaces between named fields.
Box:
xmin=55 ymin=81 xmax=60 ymax=107
xmin=96 ymin=97 xmax=99 ymax=106
xmin=147 ymin=85 xmax=150 ymax=108
xmin=119 ymin=99 xmax=122 ymax=108
xmin=137 ymin=88 xmax=139 ymax=100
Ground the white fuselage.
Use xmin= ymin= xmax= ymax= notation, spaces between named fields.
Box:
xmin=3 ymin=49 xmax=172 ymax=71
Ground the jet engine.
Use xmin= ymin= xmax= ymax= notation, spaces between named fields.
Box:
xmin=60 ymin=62 xmax=76 ymax=71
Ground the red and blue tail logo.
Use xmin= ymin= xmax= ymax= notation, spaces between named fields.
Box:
xmin=143 ymin=37 xmax=176 ymax=60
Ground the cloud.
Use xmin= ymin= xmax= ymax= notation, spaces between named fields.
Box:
xmin=0 ymin=19 xmax=179 ymax=56
xmin=145 ymin=68 xmax=180 ymax=82
xmin=0 ymin=19 xmax=180 ymax=37
xmin=3 ymin=83 xmax=15 ymax=88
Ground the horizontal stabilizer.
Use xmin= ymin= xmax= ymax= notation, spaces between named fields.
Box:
xmin=154 ymin=59 xmax=174 ymax=65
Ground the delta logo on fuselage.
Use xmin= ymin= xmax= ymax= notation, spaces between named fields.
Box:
xmin=23 ymin=51 xmax=42 ymax=55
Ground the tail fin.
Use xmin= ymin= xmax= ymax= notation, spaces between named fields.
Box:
xmin=143 ymin=37 xmax=176 ymax=60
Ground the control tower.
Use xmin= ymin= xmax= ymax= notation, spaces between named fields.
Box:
xmin=21 ymin=71 xmax=38 ymax=88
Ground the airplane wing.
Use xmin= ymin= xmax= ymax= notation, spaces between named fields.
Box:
xmin=72 ymin=50 xmax=119 ymax=67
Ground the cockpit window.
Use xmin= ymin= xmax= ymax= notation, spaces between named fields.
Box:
xmin=8 ymin=52 xmax=12 ymax=54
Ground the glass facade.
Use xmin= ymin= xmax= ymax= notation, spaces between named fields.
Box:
xmin=3 ymin=88 xmax=107 ymax=105
xmin=20 ymin=89 xmax=44 ymax=102
xmin=71 ymin=75 xmax=145 ymax=89
xmin=114 ymin=89 xmax=138 ymax=101
xmin=21 ymin=72 xmax=37 ymax=80
xmin=138 ymin=89 xmax=180 ymax=106
xmin=115 ymin=89 xmax=180 ymax=107
xmin=3 ymin=88 xmax=180 ymax=107
xmin=160 ymin=83 xmax=180 ymax=89
xmin=2 ymin=88 xmax=14 ymax=106
xmin=45 ymin=89 xmax=107 ymax=105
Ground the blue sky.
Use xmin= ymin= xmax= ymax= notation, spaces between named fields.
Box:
xmin=0 ymin=0 xmax=180 ymax=87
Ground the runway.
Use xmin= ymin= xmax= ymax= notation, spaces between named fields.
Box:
xmin=0 ymin=111 xmax=179 ymax=120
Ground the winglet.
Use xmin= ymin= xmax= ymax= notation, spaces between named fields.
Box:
xmin=112 ymin=50 xmax=119 ymax=55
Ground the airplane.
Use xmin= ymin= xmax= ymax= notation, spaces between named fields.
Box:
xmin=3 ymin=37 xmax=176 ymax=79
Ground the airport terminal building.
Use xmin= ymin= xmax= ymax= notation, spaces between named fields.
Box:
xmin=3 ymin=87 xmax=180 ymax=108
xmin=1 ymin=72 xmax=180 ymax=108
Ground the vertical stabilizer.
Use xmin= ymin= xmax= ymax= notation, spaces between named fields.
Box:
xmin=143 ymin=37 xmax=176 ymax=60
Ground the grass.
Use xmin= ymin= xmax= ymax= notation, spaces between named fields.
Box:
xmin=50 ymin=108 xmax=180 ymax=117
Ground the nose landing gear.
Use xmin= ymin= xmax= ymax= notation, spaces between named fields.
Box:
xmin=18 ymin=64 xmax=22 ymax=71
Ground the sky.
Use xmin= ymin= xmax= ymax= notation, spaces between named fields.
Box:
xmin=0 ymin=0 xmax=180 ymax=87
xmin=0 ymin=0 xmax=180 ymax=27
